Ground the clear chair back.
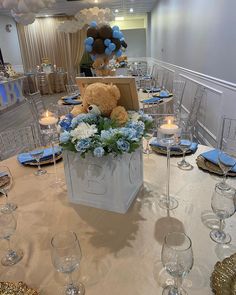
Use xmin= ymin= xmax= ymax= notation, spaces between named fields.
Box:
xmin=173 ymin=80 xmax=186 ymax=114
xmin=66 ymin=84 xmax=80 ymax=96
xmin=26 ymin=91 xmax=46 ymax=121
xmin=0 ymin=124 xmax=41 ymax=160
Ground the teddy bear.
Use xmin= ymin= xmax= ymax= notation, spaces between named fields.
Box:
xmin=71 ymin=82 xmax=128 ymax=125
xmin=92 ymin=57 xmax=115 ymax=76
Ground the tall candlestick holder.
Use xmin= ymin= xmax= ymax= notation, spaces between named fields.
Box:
xmin=39 ymin=110 xmax=60 ymax=185
xmin=156 ymin=115 xmax=181 ymax=210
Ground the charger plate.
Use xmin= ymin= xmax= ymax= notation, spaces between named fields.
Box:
xmin=0 ymin=281 xmax=38 ymax=294
xmin=196 ymin=155 xmax=236 ymax=177
xmin=151 ymin=146 xmax=193 ymax=156
xmin=0 ymin=175 xmax=10 ymax=189
xmin=23 ymin=153 xmax=62 ymax=166
xmin=211 ymin=253 xmax=236 ymax=294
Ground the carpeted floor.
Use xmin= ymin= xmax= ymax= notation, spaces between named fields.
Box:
xmin=0 ymin=93 xmax=65 ymax=133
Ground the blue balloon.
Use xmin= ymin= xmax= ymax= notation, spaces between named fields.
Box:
xmin=91 ymin=54 xmax=97 ymax=61
xmin=105 ymin=48 xmax=112 ymax=56
xmin=86 ymin=37 xmax=94 ymax=45
xmin=104 ymin=39 xmax=111 ymax=46
xmin=108 ymin=43 xmax=116 ymax=51
xmin=112 ymin=25 xmax=120 ymax=31
xmin=113 ymin=30 xmax=120 ymax=39
xmin=116 ymin=50 xmax=122 ymax=57
xmin=120 ymin=37 xmax=125 ymax=42
xmin=117 ymin=31 xmax=123 ymax=39
xmin=90 ymin=21 xmax=97 ymax=28
xmin=85 ymin=44 xmax=93 ymax=53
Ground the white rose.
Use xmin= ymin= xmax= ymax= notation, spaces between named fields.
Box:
xmin=70 ymin=122 xmax=97 ymax=142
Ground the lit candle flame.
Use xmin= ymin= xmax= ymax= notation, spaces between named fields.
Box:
xmin=45 ymin=110 xmax=49 ymax=117
xmin=167 ymin=119 xmax=172 ymax=125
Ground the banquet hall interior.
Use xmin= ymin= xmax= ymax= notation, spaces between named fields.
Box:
xmin=0 ymin=0 xmax=236 ymax=294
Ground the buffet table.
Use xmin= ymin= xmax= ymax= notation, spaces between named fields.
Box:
xmin=0 ymin=77 xmax=25 ymax=111
xmin=0 ymin=145 xmax=235 ymax=294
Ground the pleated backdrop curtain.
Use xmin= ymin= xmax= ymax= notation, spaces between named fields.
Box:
xmin=17 ymin=17 xmax=86 ymax=78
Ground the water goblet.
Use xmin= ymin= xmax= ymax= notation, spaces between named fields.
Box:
xmin=161 ymin=232 xmax=193 ymax=295
xmin=0 ymin=166 xmax=17 ymax=212
xmin=217 ymin=147 xmax=236 ymax=191
xmin=177 ymin=130 xmax=193 ymax=170
xmin=29 ymin=149 xmax=47 ymax=176
xmin=0 ymin=209 xmax=24 ymax=266
xmin=51 ymin=231 xmax=85 ymax=295
xmin=210 ymin=185 xmax=235 ymax=244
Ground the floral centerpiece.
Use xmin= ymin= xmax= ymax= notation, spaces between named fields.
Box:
xmin=59 ymin=111 xmax=153 ymax=158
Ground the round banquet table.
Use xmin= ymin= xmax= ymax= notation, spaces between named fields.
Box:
xmin=0 ymin=145 xmax=235 ymax=294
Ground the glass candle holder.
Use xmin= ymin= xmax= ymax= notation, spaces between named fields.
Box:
xmin=156 ymin=116 xmax=181 ymax=210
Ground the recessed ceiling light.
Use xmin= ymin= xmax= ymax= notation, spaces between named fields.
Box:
xmin=94 ymin=0 xmax=98 ymax=3
xmin=45 ymin=15 xmax=50 ymax=17
xmin=115 ymin=16 xmax=124 ymax=21
xmin=129 ymin=8 xmax=134 ymax=13
xmin=115 ymin=9 xmax=119 ymax=13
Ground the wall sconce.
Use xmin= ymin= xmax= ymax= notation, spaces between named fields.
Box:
xmin=5 ymin=24 xmax=12 ymax=32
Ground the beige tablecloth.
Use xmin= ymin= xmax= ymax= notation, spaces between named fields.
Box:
xmin=0 ymin=145 xmax=235 ymax=294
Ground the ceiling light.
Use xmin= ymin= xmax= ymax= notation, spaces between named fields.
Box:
xmin=115 ymin=16 xmax=124 ymax=21
xmin=94 ymin=0 xmax=98 ymax=3
xmin=129 ymin=8 xmax=134 ymax=13
xmin=115 ymin=9 xmax=119 ymax=13
xmin=45 ymin=15 xmax=50 ymax=17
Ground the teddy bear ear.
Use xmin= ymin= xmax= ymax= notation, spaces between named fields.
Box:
xmin=109 ymin=84 xmax=120 ymax=101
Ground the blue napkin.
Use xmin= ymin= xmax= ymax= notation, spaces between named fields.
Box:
xmin=143 ymin=87 xmax=161 ymax=93
xmin=17 ymin=146 xmax=62 ymax=164
xmin=200 ymin=149 xmax=236 ymax=173
xmin=62 ymin=93 xmax=79 ymax=100
xmin=141 ymin=97 xmax=162 ymax=104
xmin=63 ymin=98 xmax=81 ymax=105
xmin=150 ymin=138 xmax=198 ymax=153
xmin=159 ymin=90 xmax=170 ymax=98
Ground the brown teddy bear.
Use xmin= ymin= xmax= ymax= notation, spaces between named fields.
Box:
xmin=71 ymin=82 xmax=128 ymax=125
xmin=92 ymin=57 xmax=115 ymax=76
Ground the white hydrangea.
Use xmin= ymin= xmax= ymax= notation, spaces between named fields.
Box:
xmin=70 ymin=122 xmax=97 ymax=142
xmin=128 ymin=111 xmax=141 ymax=122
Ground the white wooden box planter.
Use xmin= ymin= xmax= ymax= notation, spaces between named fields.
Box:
xmin=63 ymin=148 xmax=143 ymax=214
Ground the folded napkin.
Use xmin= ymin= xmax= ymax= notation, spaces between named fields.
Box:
xmin=63 ymin=98 xmax=81 ymax=105
xmin=159 ymin=90 xmax=170 ymax=98
xmin=150 ymin=138 xmax=198 ymax=153
xmin=143 ymin=87 xmax=161 ymax=93
xmin=141 ymin=97 xmax=163 ymax=104
xmin=17 ymin=146 xmax=62 ymax=164
xmin=62 ymin=93 xmax=79 ymax=101
xmin=200 ymin=149 xmax=236 ymax=173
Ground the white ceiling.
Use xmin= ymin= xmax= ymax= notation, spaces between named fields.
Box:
xmin=0 ymin=0 xmax=158 ymax=16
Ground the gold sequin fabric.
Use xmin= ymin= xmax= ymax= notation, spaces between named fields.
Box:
xmin=0 ymin=281 xmax=38 ymax=295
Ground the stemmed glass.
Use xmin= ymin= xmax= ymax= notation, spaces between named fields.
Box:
xmin=146 ymin=79 xmax=155 ymax=98
xmin=0 ymin=166 xmax=17 ymax=212
xmin=29 ymin=149 xmax=47 ymax=176
xmin=177 ymin=130 xmax=193 ymax=170
xmin=161 ymin=232 xmax=193 ymax=295
xmin=0 ymin=209 xmax=24 ymax=266
xmin=51 ymin=231 xmax=85 ymax=295
xmin=143 ymin=129 xmax=154 ymax=155
xmin=217 ymin=146 xmax=236 ymax=191
xmin=210 ymin=185 xmax=235 ymax=244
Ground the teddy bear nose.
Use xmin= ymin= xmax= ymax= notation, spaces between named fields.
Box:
xmin=88 ymin=106 xmax=93 ymax=111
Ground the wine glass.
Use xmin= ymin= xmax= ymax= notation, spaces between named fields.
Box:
xmin=217 ymin=147 xmax=236 ymax=191
xmin=0 ymin=209 xmax=24 ymax=266
xmin=210 ymin=185 xmax=235 ymax=244
xmin=146 ymin=79 xmax=155 ymax=98
xmin=29 ymin=149 xmax=47 ymax=176
xmin=51 ymin=231 xmax=85 ymax=295
xmin=0 ymin=166 xmax=17 ymax=212
xmin=177 ymin=130 xmax=193 ymax=170
xmin=143 ymin=129 xmax=154 ymax=155
xmin=161 ymin=232 xmax=193 ymax=295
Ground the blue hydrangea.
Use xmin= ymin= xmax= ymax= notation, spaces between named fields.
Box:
xmin=59 ymin=131 xmax=70 ymax=143
xmin=93 ymin=147 xmax=105 ymax=158
xmin=125 ymin=121 xmax=145 ymax=138
xmin=119 ymin=127 xmax=139 ymax=142
xmin=101 ymin=128 xmax=117 ymax=140
xmin=116 ymin=138 xmax=130 ymax=152
xmin=139 ymin=112 xmax=153 ymax=123
xmin=59 ymin=114 xmax=73 ymax=131
xmin=76 ymin=138 xmax=91 ymax=152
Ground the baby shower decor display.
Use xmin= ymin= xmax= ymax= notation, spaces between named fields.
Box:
xmin=84 ymin=22 xmax=127 ymax=76
xmin=59 ymin=81 xmax=153 ymax=213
